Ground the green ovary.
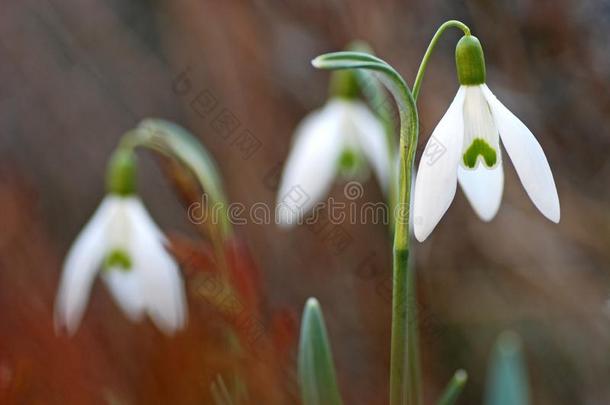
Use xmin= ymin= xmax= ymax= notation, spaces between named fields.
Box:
xmin=463 ymin=138 xmax=497 ymax=168
xmin=103 ymin=249 xmax=132 ymax=272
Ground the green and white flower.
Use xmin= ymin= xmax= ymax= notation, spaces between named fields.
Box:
xmin=413 ymin=35 xmax=560 ymax=242
xmin=277 ymin=71 xmax=390 ymax=227
xmin=55 ymin=150 xmax=187 ymax=335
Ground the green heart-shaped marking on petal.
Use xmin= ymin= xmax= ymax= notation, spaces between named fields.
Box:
xmin=103 ymin=249 xmax=132 ymax=272
xmin=463 ymin=138 xmax=497 ymax=168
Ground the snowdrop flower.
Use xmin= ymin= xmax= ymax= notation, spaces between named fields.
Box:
xmin=277 ymin=70 xmax=391 ymax=226
xmin=55 ymin=150 xmax=187 ymax=335
xmin=413 ymin=35 xmax=560 ymax=241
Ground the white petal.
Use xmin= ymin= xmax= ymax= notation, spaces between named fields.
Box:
xmin=348 ymin=101 xmax=392 ymax=192
xmin=276 ymin=102 xmax=344 ymax=226
xmin=101 ymin=269 xmax=145 ymax=321
xmin=461 ymin=85 xmax=501 ymax=169
xmin=481 ymin=85 xmax=560 ymax=222
xmin=458 ymin=164 xmax=504 ymax=221
xmin=127 ymin=200 xmax=187 ymax=334
xmin=413 ymin=87 xmax=466 ymax=242
xmin=54 ymin=196 xmax=119 ymax=335
xmin=122 ymin=197 xmax=166 ymax=241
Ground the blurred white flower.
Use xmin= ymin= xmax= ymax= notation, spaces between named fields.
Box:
xmin=277 ymin=99 xmax=390 ymax=226
xmin=413 ymin=84 xmax=560 ymax=242
xmin=55 ymin=195 xmax=187 ymax=335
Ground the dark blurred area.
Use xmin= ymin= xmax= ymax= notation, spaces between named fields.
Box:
xmin=1 ymin=0 xmax=610 ymax=404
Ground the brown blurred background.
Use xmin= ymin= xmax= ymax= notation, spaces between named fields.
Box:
xmin=1 ymin=0 xmax=610 ymax=404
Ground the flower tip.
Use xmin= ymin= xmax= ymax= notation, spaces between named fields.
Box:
xmin=413 ymin=224 xmax=429 ymax=243
xmin=53 ymin=313 xmax=75 ymax=337
xmin=277 ymin=220 xmax=295 ymax=230
xmin=276 ymin=203 xmax=300 ymax=228
xmin=477 ymin=210 xmax=498 ymax=223
xmin=547 ymin=209 xmax=560 ymax=224
xmin=311 ymin=56 xmax=323 ymax=68
xmin=540 ymin=199 xmax=560 ymax=223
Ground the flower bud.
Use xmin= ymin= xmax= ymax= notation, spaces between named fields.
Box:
xmin=106 ymin=148 xmax=137 ymax=196
xmin=329 ymin=69 xmax=360 ymax=100
xmin=455 ymin=35 xmax=486 ymax=85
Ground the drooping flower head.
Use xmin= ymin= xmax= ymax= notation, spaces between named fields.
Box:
xmin=55 ymin=149 xmax=187 ymax=335
xmin=277 ymin=67 xmax=391 ymax=226
xmin=413 ymin=34 xmax=560 ymax=241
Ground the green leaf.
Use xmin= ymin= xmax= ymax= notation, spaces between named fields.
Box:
xmin=438 ymin=369 xmax=468 ymax=405
xmin=485 ymin=331 xmax=530 ymax=405
xmin=298 ymin=298 xmax=343 ymax=405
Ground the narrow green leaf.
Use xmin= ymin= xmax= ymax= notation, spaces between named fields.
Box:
xmin=298 ymin=298 xmax=343 ymax=405
xmin=438 ymin=369 xmax=468 ymax=405
xmin=485 ymin=331 xmax=530 ymax=405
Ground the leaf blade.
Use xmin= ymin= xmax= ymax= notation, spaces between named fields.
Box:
xmin=485 ymin=331 xmax=530 ymax=405
xmin=298 ymin=298 xmax=343 ymax=405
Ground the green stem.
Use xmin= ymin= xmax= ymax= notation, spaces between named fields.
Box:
xmin=118 ymin=119 xmax=233 ymax=281
xmin=313 ymin=50 xmax=420 ymax=405
xmin=121 ymin=119 xmax=233 ymax=242
xmin=412 ymin=20 xmax=471 ymax=101
xmin=347 ymin=41 xmax=399 ymax=225
xmin=391 ymin=89 xmax=419 ymax=405
xmin=312 ymin=29 xmax=473 ymax=402
xmin=355 ymin=68 xmax=398 ymax=225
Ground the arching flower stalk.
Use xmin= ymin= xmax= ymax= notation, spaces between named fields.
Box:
xmin=55 ymin=148 xmax=187 ymax=335
xmin=311 ymin=19 xmax=558 ymax=405
xmin=55 ymin=119 xmax=233 ymax=336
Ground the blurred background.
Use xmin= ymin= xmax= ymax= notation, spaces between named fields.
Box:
xmin=1 ymin=0 xmax=610 ymax=403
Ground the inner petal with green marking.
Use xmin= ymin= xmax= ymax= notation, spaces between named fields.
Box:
xmin=461 ymin=85 xmax=501 ymax=169
xmin=337 ymin=143 xmax=366 ymax=180
xmin=463 ymin=138 xmax=497 ymax=168
xmin=103 ymin=249 xmax=132 ymax=272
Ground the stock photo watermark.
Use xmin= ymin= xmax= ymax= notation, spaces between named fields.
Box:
xmin=172 ymin=67 xmax=263 ymax=160
xmin=187 ymin=181 xmax=411 ymax=227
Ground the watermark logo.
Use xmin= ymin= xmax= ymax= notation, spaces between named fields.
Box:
xmin=186 ymin=181 xmax=411 ymax=226
xmin=173 ymin=67 xmax=263 ymax=160
xmin=423 ymin=136 xmax=446 ymax=166
xmin=344 ymin=181 xmax=364 ymax=200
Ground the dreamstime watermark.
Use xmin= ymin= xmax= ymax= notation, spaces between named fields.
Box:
xmin=422 ymin=135 xmax=447 ymax=165
xmin=172 ymin=66 xmax=263 ymax=160
xmin=187 ymin=181 xmax=411 ymax=226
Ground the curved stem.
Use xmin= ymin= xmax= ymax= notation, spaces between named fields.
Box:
xmin=412 ymin=20 xmax=470 ymax=101
xmin=347 ymin=42 xmax=399 ymax=226
xmin=118 ymin=120 xmax=233 ymax=280
xmin=313 ymin=51 xmax=421 ymax=405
